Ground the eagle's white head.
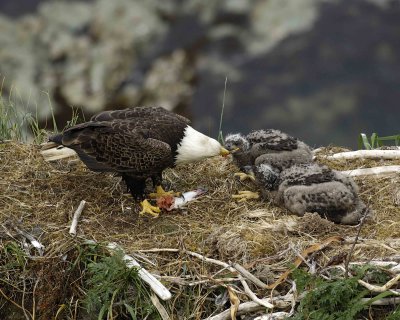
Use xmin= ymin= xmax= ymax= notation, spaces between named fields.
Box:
xmin=175 ymin=126 xmax=229 ymax=164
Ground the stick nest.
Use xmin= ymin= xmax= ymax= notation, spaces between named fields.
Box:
xmin=1 ymin=141 xmax=400 ymax=319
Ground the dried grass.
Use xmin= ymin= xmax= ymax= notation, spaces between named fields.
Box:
xmin=1 ymin=141 xmax=400 ymax=319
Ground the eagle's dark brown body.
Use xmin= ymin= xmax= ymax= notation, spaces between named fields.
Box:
xmin=50 ymin=107 xmax=190 ymax=197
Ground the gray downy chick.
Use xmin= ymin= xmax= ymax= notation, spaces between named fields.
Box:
xmin=247 ymin=129 xmax=313 ymax=170
xmin=225 ymin=129 xmax=313 ymax=172
xmin=255 ymin=162 xmax=370 ymax=225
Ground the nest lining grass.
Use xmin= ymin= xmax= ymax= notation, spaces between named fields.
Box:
xmin=1 ymin=141 xmax=400 ymax=319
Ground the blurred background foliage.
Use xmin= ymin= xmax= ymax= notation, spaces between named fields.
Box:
xmin=0 ymin=0 xmax=399 ymax=148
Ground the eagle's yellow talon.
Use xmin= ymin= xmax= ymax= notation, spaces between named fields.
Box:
xmin=232 ymin=190 xmax=260 ymax=202
xmin=234 ymin=172 xmax=256 ymax=181
xmin=149 ymin=185 xmax=180 ymax=198
xmin=139 ymin=199 xmax=161 ymax=218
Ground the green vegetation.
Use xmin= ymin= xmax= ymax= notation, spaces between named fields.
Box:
xmin=290 ymin=266 xmax=399 ymax=320
xmin=81 ymin=244 xmax=160 ymax=320
xmin=0 ymin=241 xmax=163 ymax=320
xmin=217 ymin=77 xmax=228 ymax=145
xmin=0 ymin=82 xmax=83 ymax=143
xmin=358 ymin=132 xmax=400 ymax=150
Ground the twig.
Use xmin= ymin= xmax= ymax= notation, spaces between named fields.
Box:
xmin=327 ymin=150 xmax=400 ymax=160
xmin=358 ymin=274 xmax=400 ymax=294
xmin=150 ymin=293 xmax=171 ymax=320
xmin=22 ymin=277 xmax=30 ymax=320
xmin=40 ymin=146 xmax=77 ymax=161
xmin=135 ymin=248 xmax=274 ymax=309
xmin=361 ymin=297 xmax=400 ymax=306
xmin=0 ymin=287 xmax=32 ymax=319
xmin=253 ymin=312 xmax=290 ymax=320
xmin=207 ymin=295 xmax=292 ymax=320
xmin=231 ymin=262 xmax=268 ymax=289
xmin=344 ymin=210 xmax=369 ymax=277
xmin=69 ymin=200 xmax=86 ymax=236
xmin=238 ymin=275 xmax=273 ymax=309
xmin=107 ymin=243 xmax=172 ymax=301
xmin=341 ymin=165 xmax=400 ymax=177
xmin=217 ymin=76 xmax=228 ymax=144
xmin=184 ymin=250 xmax=236 ymax=272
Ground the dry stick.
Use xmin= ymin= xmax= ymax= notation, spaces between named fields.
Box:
xmin=231 ymin=262 xmax=269 ymax=289
xmin=184 ymin=251 xmax=274 ymax=308
xmin=341 ymin=165 xmax=400 ymax=177
xmin=207 ymin=296 xmax=292 ymax=320
xmin=40 ymin=146 xmax=77 ymax=161
xmin=344 ymin=210 xmax=369 ymax=278
xmin=358 ymin=274 xmax=400 ymax=294
xmin=361 ymin=297 xmax=400 ymax=306
xmin=136 ymin=248 xmax=274 ymax=309
xmin=238 ymin=275 xmax=274 ymax=309
xmin=150 ymin=294 xmax=171 ymax=320
xmin=106 ymin=243 xmax=172 ymax=301
xmin=69 ymin=200 xmax=86 ymax=236
xmin=253 ymin=312 xmax=290 ymax=320
xmin=0 ymin=287 xmax=32 ymax=319
xmin=326 ymin=150 xmax=400 ymax=160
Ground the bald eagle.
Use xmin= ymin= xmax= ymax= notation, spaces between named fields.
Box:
xmin=50 ymin=106 xmax=229 ymax=217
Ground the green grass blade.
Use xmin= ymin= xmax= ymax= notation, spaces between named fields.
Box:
xmin=370 ymin=133 xmax=378 ymax=149
xmin=124 ymin=303 xmax=137 ymax=320
xmin=359 ymin=133 xmax=371 ymax=150
xmin=363 ymin=290 xmax=395 ymax=306
xmin=217 ymin=77 xmax=228 ymax=145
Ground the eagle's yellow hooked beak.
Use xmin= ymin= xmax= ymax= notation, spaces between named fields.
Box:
xmin=220 ymin=147 xmax=230 ymax=157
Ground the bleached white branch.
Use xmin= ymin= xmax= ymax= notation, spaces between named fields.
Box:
xmin=107 ymin=243 xmax=172 ymax=301
xmin=231 ymin=262 xmax=269 ymax=289
xmin=327 ymin=150 xmax=400 ymax=160
xmin=238 ymin=275 xmax=274 ymax=309
xmin=253 ymin=312 xmax=290 ymax=320
xmin=341 ymin=165 xmax=400 ymax=177
xmin=207 ymin=295 xmax=292 ymax=320
xmin=40 ymin=146 xmax=77 ymax=161
xmin=150 ymin=294 xmax=171 ymax=320
xmin=358 ymin=274 xmax=400 ymax=294
xmin=69 ymin=200 xmax=86 ymax=236
xmin=361 ymin=297 xmax=400 ymax=306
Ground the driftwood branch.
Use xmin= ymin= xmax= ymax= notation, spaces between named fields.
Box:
xmin=231 ymin=262 xmax=269 ymax=289
xmin=358 ymin=274 xmax=400 ymax=294
xmin=69 ymin=200 xmax=86 ymax=236
xmin=149 ymin=294 xmax=171 ymax=320
xmin=253 ymin=312 xmax=290 ymax=320
xmin=106 ymin=243 xmax=172 ymax=301
xmin=207 ymin=295 xmax=292 ymax=320
xmin=238 ymin=275 xmax=274 ymax=309
xmin=341 ymin=165 xmax=400 ymax=177
xmin=327 ymin=150 xmax=400 ymax=160
xmin=362 ymin=297 xmax=400 ymax=306
xmin=40 ymin=145 xmax=77 ymax=161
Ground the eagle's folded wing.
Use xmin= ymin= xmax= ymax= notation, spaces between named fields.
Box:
xmin=59 ymin=122 xmax=172 ymax=174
